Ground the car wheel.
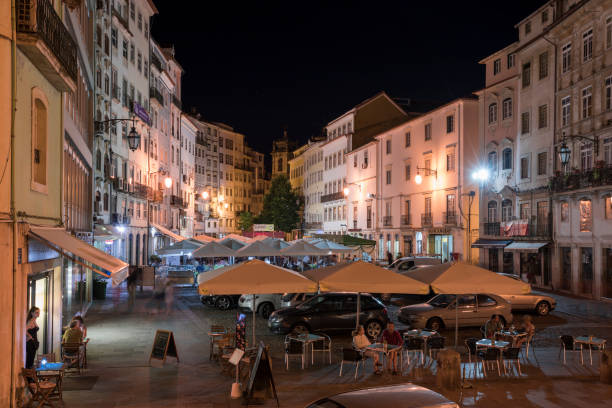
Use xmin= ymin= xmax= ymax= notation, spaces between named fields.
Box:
xmin=426 ymin=317 xmax=443 ymax=331
xmin=215 ymin=296 xmax=232 ymax=310
xmin=259 ymin=302 xmax=274 ymax=319
xmin=365 ymin=320 xmax=383 ymax=338
xmin=291 ymin=323 xmax=310 ymax=335
xmin=536 ymin=301 xmax=551 ymax=316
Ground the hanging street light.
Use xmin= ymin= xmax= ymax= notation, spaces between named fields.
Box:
xmin=164 ymin=176 xmax=172 ymax=188
xmin=127 ymin=126 xmax=141 ymax=151
xmin=415 ymin=173 xmax=423 ymax=185
xmin=201 ymin=191 xmax=209 ymax=200
xmin=559 ymin=141 xmax=571 ymax=168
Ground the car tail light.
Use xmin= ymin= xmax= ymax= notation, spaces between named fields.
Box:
xmin=382 ymin=307 xmax=388 ymax=316
xmin=239 ymin=296 xmax=245 ymax=303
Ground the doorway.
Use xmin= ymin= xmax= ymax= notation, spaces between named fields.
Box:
xmin=28 ymin=273 xmax=50 ymax=354
xmin=603 ymin=248 xmax=612 ymax=299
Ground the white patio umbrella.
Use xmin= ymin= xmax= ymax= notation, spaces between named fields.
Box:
xmin=198 ymin=259 xmax=318 ymax=345
xmin=192 ymin=241 xmax=236 ymax=271
xmin=312 ymin=239 xmax=353 ymax=253
xmin=280 ymin=240 xmax=329 ymax=271
xmin=235 ymin=240 xmax=281 ymax=257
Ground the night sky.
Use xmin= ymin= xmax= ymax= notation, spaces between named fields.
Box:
xmin=151 ymin=1 xmax=547 ymax=154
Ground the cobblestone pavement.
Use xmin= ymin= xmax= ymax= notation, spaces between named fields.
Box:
xmin=59 ymin=285 xmax=612 ymax=408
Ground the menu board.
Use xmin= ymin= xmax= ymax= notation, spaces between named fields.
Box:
xmin=149 ymin=330 xmax=179 ymax=364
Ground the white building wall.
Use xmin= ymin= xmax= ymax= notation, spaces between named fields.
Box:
xmin=345 ymin=141 xmax=378 ymax=241
xmin=321 ymin=135 xmax=349 ymax=234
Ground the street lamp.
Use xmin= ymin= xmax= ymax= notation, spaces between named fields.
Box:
xmin=415 ymin=173 xmax=423 ymax=185
xmin=218 ymin=195 xmax=224 ymax=202
xmin=201 ymin=191 xmax=209 ymax=200
xmin=343 ymin=187 xmax=350 ymax=197
xmin=558 ymin=134 xmax=599 ymax=170
xmin=559 ymin=142 xmax=571 ymax=168
xmin=127 ymin=126 xmax=141 ymax=151
xmin=415 ymin=166 xmax=437 ymax=185
xmin=471 ymin=168 xmax=490 ymax=182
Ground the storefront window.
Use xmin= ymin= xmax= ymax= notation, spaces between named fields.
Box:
xmin=415 ymin=231 xmax=423 ymax=255
xmin=579 ymin=200 xmax=592 ymax=232
xmin=580 ymin=247 xmax=593 ymax=295
xmin=561 ymin=202 xmax=569 ymax=222
xmin=606 ymin=197 xmax=612 ymax=219
xmin=62 ymin=258 xmax=92 ymax=327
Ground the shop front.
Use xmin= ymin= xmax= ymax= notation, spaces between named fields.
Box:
xmin=603 ymin=247 xmax=612 ymax=300
xmin=471 ymin=239 xmax=512 ymax=272
xmin=504 ymin=242 xmax=551 ymax=287
xmin=426 ymin=228 xmax=454 ymax=262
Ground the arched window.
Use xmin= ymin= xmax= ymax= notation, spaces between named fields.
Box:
xmin=277 ymin=158 xmax=283 ymax=172
xmin=104 ymin=153 xmax=110 ymax=178
xmin=488 ymin=151 xmax=497 ymax=171
xmin=501 ymin=199 xmax=513 ymax=222
xmin=488 ymin=103 xmax=498 ymax=124
xmin=95 ymin=191 xmax=101 ymax=213
xmin=31 ymin=88 xmax=48 ymax=193
xmin=487 ymin=201 xmax=498 ymax=222
xmin=502 ymin=148 xmax=512 ymax=170
xmin=96 ymin=149 xmax=102 ymax=171
xmin=103 ymin=192 xmax=109 ymax=212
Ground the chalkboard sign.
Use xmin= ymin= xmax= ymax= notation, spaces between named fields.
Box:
xmin=149 ymin=330 xmax=179 ymax=364
xmin=244 ymin=342 xmax=278 ymax=407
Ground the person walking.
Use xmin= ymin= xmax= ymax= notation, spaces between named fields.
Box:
xmin=127 ymin=269 xmax=137 ymax=311
xmin=386 ymin=251 xmax=393 ymax=266
xmin=25 ymin=307 xmax=40 ymax=369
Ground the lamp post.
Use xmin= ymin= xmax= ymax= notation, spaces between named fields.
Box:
xmin=95 ymin=118 xmax=141 ymax=151
xmin=558 ymin=134 xmax=599 ymax=171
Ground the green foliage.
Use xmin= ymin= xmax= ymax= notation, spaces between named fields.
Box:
xmin=258 ymin=175 xmax=300 ymax=232
xmin=237 ymin=211 xmax=254 ymax=232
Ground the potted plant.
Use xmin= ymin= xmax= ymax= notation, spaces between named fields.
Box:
xmin=93 ymin=275 xmax=108 ymax=300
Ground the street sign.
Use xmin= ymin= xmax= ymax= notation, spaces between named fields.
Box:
xmin=133 ymin=101 xmax=150 ymax=125
xmin=253 ymin=224 xmax=274 ymax=232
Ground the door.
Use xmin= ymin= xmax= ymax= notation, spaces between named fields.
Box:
xmin=604 ymin=248 xmax=612 ymax=299
xmin=28 ymin=274 xmax=49 ymax=354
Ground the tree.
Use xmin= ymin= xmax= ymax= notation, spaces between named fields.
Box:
xmin=237 ymin=211 xmax=254 ymax=232
xmin=258 ymin=175 xmax=300 ymax=233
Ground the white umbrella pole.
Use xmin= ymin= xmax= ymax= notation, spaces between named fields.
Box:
xmin=356 ymin=292 xmax=361 ymax=330
xmin=252 ymin=294 xmax=256 ymax=347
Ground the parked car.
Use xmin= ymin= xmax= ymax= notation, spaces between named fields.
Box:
xmin=200 ymin=294 xmax=240 ymax=310
xmin=281 ymin=292 xmax=316 ymax=308
xmin=387 ymin=256 xmax=442 ymax=273
xmin=304 ymin=383 xmax=459 ymax=408
xmin=398 ymin=293 xmax=513 ymax=331
xmin=268 ymin=292 xmax=389 ymax=338
xmin=238 ymin=294 xmax=282 ymax=318
xmin=495 ymin=273 xmax=557 ymax=315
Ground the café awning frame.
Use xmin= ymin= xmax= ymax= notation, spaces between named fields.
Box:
xmin=471 ymin=238 xmax=513 ymax=248
xmin=151 ymin=223 xmax=184 ymax=242
xmin=504 ymin=242 xmax=549 ymax=253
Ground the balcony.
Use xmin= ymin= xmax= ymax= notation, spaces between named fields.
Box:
xmin=148 ymin=189 xmax=163 ymax=203
xmin=170 ymin=195 xmax=183 ymax=207
xmin=550 ymin=166 xmax=612 ymax=193
xmin=16 ymin=0 xmax=77 ymax=92
xmin=132 ymin=183 xmax=149 ymax=199
xmin=150 ymin=87 xmax=164 ymax=106
xmin=421 ymin=214 xmax=433 ymax=227
xmin=320 ymin=191 xmax=345 ymax=203
xmin=172 ymin=95 xmax=182 ymax=109
xmin=483 ymin=219 xmax=550 ymax=238
xmin=400 ymin=214 xmax=412 ymax=226
xmin=366 ymin=219 xmax=372 ymax=229
xmin=111 ymin=6 xmax=129 ymax=32
xmin=304 ymin=221 xmax=322 ymax=230
xmin=443 ymin=212 xmax=457 ymax=226
xmin=484 ymin=222 xmax=500 ymax=236
xmin=151 ymin=52 xmax=163 ymax=72
xmin=383 ymin=216 xmax=393 ymax=227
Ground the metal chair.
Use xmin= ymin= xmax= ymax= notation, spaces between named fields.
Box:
xmin=464 ymin=338 xmax=479 ymax=364
xmin=559 ymin=335 xmax=583 ymax=364
xmin=481 ymin=348 xmax=501 ymax=377
xmin=284 ymin=337 xmax=305 ymax=370
xmin=502 ymin=347 xmax=522 ymax=376
xmin=427 ymin=336 xmax=445 ymax=361
xmin=311 ymin=333 xmax=332 ymax=365
xmin=403 ymin=336 xmax=425 ymax=367
xmin=339 ymin=347 xmax=363 ymax=380
xmin=22 ymin=368 xmax=58 ymax=407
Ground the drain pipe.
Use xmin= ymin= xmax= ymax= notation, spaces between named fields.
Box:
xmin=10 ymin=0 xmax=18 ymax=404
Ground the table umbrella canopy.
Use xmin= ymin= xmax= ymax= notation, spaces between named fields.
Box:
xmin=304 ymin=261 xmax=430 ymax=294
xmin=261 ymin=237 xmax=290 ymax=250
xmin=235 ymin=240 xmax=281 ymax=257
xmin=197 ymin=259 xmax=318 ymax=295
xmin=218 ymin=237 xmax=247 ymax=250
xmin=193 ymin=234 xmax=216 ymax=243
xmin=192 ymin=241 xmax=236 ymax=258
xmin=280 ymin=240 xmax=330 ymax=256
xmin=403 ymin=262 xmax=531 ymax=295
xmin=312 ymin=239 xmax=353 ymax=253
xmin=155 ymin=238 xmax=204 ymax=256
xmin=221 ymin=233 xmax=253 ymax=244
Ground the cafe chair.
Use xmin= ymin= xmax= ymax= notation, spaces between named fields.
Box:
xmin=403 ymin=337 xmax=425 ymax=368
xmin=22 ymin=368 xmax=58 ymax=407
xmin=464 ymin=338 xmax=480 ymax=364
xmin=339 ymin=347 xmax=363 ymax=380
xmin=284 ymin=337 xmax=305 ymax=370
xmin=427 ymin=336 xmax=446 ymax=361
xmin=36 ymin=353 xmax=63 ymax=399
xmin=481 ymin=348 xmax=501 ymax=377
xmin=312 ymin=333 xmax=332 ymax=365
xmin=559 ymin=335 xmax=583 ymax=364
xmin=502 ymin=347 xmax=522 ymax=376
xmin=61 ymin=342 xmax=84 ymax=375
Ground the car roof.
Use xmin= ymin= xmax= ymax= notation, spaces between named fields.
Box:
xmin=320 ymin=383 xmax=458 ymax=408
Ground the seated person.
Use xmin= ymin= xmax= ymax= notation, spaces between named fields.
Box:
xmin=516 ymin=315 xmax=535 ymax=347
xmin=484 ymin=314 xmax=504 ymax=339
xmin=72 ymin=315 xmax=87 ymax=339
xmin=352 ymin=325 xmax=381 ymax=374
xmin=380 ymin=322 xmax=403 ymax=375
xmin=62 ymin=320 xmax=83 ymax=345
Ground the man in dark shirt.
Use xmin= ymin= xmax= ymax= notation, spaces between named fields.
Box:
xmin=381 ymin=322 xmax=402 ymax=374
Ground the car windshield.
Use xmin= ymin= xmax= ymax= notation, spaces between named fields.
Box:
xmin=388 ymin=259 xmax=402 ymax=269
xmin=428 ymin=294 xmax=456 ymax=308
xmin=296 ymin=294 xmax=325 ymax=310
xmin=281 ymin=293 xmax=295 ymax=301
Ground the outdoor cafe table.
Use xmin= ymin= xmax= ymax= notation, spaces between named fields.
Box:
xmin=288 ymin=333 xmax=326 ymax=366
xmin=365 ymin=343 xmax=402 ymax=372
xmin=208 ymin=328 xmax=227 ymax=360
xmin=403 ymin=330 xmax=437 ymax=360
xmin=497 ymin=330 xmax=528 ymax=347
xmin=575 ymin=336 xmax=607 ymax=365
xmin=476 ymin=339 xmax=510 ymax=350
xmin=36 ymin=362 xmax=64 ymax=398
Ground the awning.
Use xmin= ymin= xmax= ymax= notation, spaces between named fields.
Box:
xmin=504 ymin=242 xmax=549 ymax=253
xmin=93 ymin=224 xmax=119 ymax=241
xmin=471 ymin=239 xmax=512 ymax=248
xmin=29 ymin=226 xmax=129 ymax=286
xmin=151 ymin=223 xmax=185 ymax=242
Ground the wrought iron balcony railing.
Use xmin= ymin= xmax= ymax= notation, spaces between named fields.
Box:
xmin=443 ymin=211 xmax=457 ymax=225
xmin=483 ymin=219 xmax=550 ymax=238
xmin=400 ymin=214 xmax=412 ymax=226
xmin=150 ymin=87 xmax=164 ymax=105
xmin=421 ymin=214 xmax=433 ymax=227
xmin=550 ymin=166 xmax=612 ymax=193
xmin=320 ymin=191 xmax=345 ymax=203
xmin=383 ymin=216 xmax=393 ymax=227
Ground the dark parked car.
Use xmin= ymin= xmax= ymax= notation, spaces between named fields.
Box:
xmin=200 ymin=294 xmax=240 ymax=310
xmin=267 ymin=292 xmax=389 ymax=338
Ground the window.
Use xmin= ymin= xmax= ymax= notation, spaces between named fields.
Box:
xmin=353 ymin=154 xmax=357 ymax=168
xmin=561 ymin=202 xmax=569 ymax=222
xmin=581 ymin=143 xmax=593 ymax=171
xmin=122 ymin=39 xmax=128 ymax=59
xmin=537 ymin=152 xmax=547 ymax=176
xmin=607 ymin=16 xmax=612 ymax=49
xmin=487 ymin=201 xmax=498 ymax=222
xmin=582 ymin=86 xmax=592 ymax=119
xmin=446 ymin=115 xmax=454 ymax=133
xmin=520 ymin=202 xmax=530 ymax=220
xmin=488 ymin=151 xmax=497 ymax=171
xmin=502 ymin=98 xmax=512 ymax=120
xmin=583 ymin=29 xmax=593 ymax=62
xmin=405 ymin=132 xmax=411 ymax=147
xmin=520 ymin=156 xmax=529 ymax=179
xmin=562 ymin=43 xmax=571 ymax=73
xmin=522 ymin=63 xmax=531 ymax=88
xmin=425 ymin=197 xmax=432 ymax=216
xmin=605 ymin=140 xmax=612 ymax=165
xmin=144 ymin=59 xmax=148 ymax=78
xmin=488 ymin=103 xmax=497 ymax=124
xmin=386 ymin=170 xmax=391 ymax=185
xmin=606 ymin=196 xmax=612 ymax=219
xmin=446 ymin=150 xmax=455 ymax=171
xmin=130 ymin=2 xmax=135 ymax=20
xmin=521 ymin=112 xmax=530 ymax=134
xmin=525 ymin=21 xmax=531 ymax=35
xmin=554 ymin=100 xmax=569 ymax=133
xmin=539 ymin=52 xmax=548 ymax=79
xmin=137 ymin=52 xmax=142 ymax=72
xmin=579 ymin=200 xmax=592 ymax=232
xmin=31 ymin=89 xmax=48 ymax=191
xmin=501 ymin=199 xmax=513 ymax=222
xmin=507 ymin=53 xmax=515 ymax=69
xmin=130 ymin=43 xmax=135 ymax=63
xmin=424 ymin=159 xmax=431 ymax=175
xmin=111 ymin=27 xmax=117 ymax=48
xmin=424 ymin=123 xmax=431 ymax=141
xmin=405 ymin=164 xmax=410 ymax=181
xmin=502 ymin=148 xmax=512 ymax=170
xmin=541 ymin=10 xmax=548 ymax=24
xmin=363 ymin=150 xmax=368 ymax=168
xmin=386 ymin=139 xmax=391 ymax=155
xmin=138 ymin=12 xmax=142 ymax=31
xmin=606 ymin=77 xmax=612 ymax=111
xmin=538 ymin=104 xmax=548 ymax=129
xmin=144 ymin=22 xmax=149 ymax=39
xmin=277 ymin=158 xmax=282 ymax=172
xmin=493 ymin=58 xmax=501 ymax=75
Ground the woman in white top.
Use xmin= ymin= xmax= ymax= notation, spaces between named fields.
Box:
xmin=352 ymin=325 xmax=382 ymax=374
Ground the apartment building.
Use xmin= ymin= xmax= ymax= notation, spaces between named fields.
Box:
xmin=302 ymin=141 xmax=325 ymax=236
xmin=180 ymin=114 xmax=197 ymax=238
xmin=345 ymin=140 xmax=378 ymax=242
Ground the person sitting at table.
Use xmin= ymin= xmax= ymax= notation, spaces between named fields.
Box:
xmin=62 ymin=320 xmax=83 ymax=345
xmin=381 ymin=322 xmax=403 ymax=375
xmin=516 ymin=315 xmax=535 ymax=347
xmin=72 ymin=314 xmax=87 ymax=339
xmin=352 ymin=325 xmax=382 ymax=374
xmin=484 ymin=314 xmax=504 ymax=339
